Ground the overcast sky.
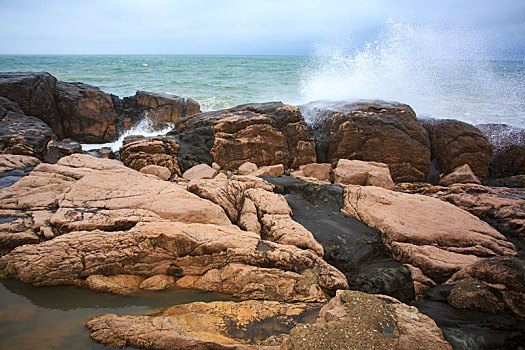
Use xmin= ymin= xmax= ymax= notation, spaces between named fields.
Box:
xmin=0 ymin=0 xmax=524 ymax=57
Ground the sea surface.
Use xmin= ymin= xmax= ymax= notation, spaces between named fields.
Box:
xmin=0 ymin=54 xmax=524 ymax=130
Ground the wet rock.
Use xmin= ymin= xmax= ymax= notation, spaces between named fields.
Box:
xmin=139 ymin=274 xmax=176 ymax=291
xmin=87 ymin=300 xmax=320 ymax=349
xmin=0 ymin=221 xmax=347 ymax=301
xmin=183 ymin=163 xmax=218 ymax=180
xmin=0 ymin=108 xmax=57 ymax=159
xmin=0 ymin=154 xmax=40 ymax=173
xmin=487 ymin=175 xmax=525 ymax=188
xmin=302 ymin=100 xmax=430 ymax=181
xmin=238 ymin=161 xmax=258 ymax=175
xmin=43 ymin=139 xmax=82 ymax=164
xmin=439 ymin=164 xmax=480 ymax=186
xmin=421 ymin=118 xmax=492 ymax=179
xmin=333 ymin=159 xmax=395 ymax=190
xmin=86 ymin=274 xmax=145 ymax=295
xmin=0 ymin=72 xmax=62 ymax=137
xmin=264 ymin=176 xmax=414 ymax=303
xmin=446 ymin=278 xmax=505 ymax=313
xmin=84 ymin=147 xmax=115 ymax=159
xmin=139 ymin=164 xmax=171 ymax=180
xmin=342 ymin=185 xmax=516 ymax=294
xmin=476 ymin=123 xmax=525 ymax=177
xmin=170 ymin=102 xmax=317 ymax=172
xmin=54 ymin=81 xmax=119 ymax=143
xmin=120 ymin=136 xmax=181 ymax=177
xmin=283 ymin=290 xmax=451 ymax=350
xmin=188 ymin=176 xmax=324 ymax=256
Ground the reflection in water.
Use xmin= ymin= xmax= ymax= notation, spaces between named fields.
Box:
xmin=0 ymin=279 xmax=232 ymax=350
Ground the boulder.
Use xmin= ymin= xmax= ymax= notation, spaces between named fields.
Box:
xmin=333 ymin=159 xmax=395 ymax=190
xmin=0 ymin=154 xmax=41 ymax=189
xmin=54 ymin=81 xmax=119 ymax=143
xmin=282 ymin=290 xmax=451 ymax=350
xmin=134 ymin=91 xmax=201 ymax=127
xmin=0 ymin=72 xmax=62 ymax=137
xmin=238 ymin=161 xmax=258 ymax=175
xmin=119 ymin=136 xmax=181 ymax=176
xmin=0 ymin=221 xmax=347 ymax=301
xmin=252 ymin=164 xmax=285 ymax=177
xmin=342 ymin=185 xmax=516 ymax=295
xmin=421 ymin=118 xmax=492 ymax=179
xmin=476 ymin=123 xmax=525 ymax=177
xmin=169 ymin=102 xmax=317 ymax=172
xmin=182 ymin=163 xmax=218 ymax=181
xmin=298 ymin=163 xmax=332 ymax=182
xmin=43 ymin=139 xmax=82 ymax=164
xmin=87 ymin=300 xmax=320 ymax=349
xmin=439 ymin=164 xmax=481 ymax=186
xmin=139 ymin=164 xmax=171 ymax=180
xmin=302 ymin=100 xmax=430 ymax=181
xmin=84 ymin=147 xmax=115 ymax=159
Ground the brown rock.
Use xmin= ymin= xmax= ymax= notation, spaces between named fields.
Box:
xmin=238 ymin=162 xmax=259 ymax=175
xmin=252 ymin=164 xmax=285 ymax=177
xmin=86 ymin=274 xmax=145 ymax=295
xmin=43 ymin=139 xmax=82 ymax=164
xmin=140 ymin=164 xmax=172 ymax=181
xmin=282 ymin=290 xmax=451 ymax=350
xmin=135 ymin=91 xmax=201 ymax=123
xmin=421 ymin=118 xmax=492 ymax=179
xmin=55 ymin=81 xmax=119 ymax=143
xmin=170 ymin=102 xmax=317 ymax=170
xmin=183 ymin=163 xmax=218 ymax=180
xmin=298 ymin=163 xmax=332 ymax=182
xmin=0 ymin=154 xmax=40 ymax=173
xmin=87 ymin=300 xmax=320 ymax=349
xmin=139 ymin=274 xmax=175 ymax=291
xmin=439 ymin=164 xmax=481 ymax=186
xmin=334 ymin=159 xmax=395 ymax=190
xmin=447 ymin=278 xmax=505 ymax=313
xmin=342 ymin=185 xmax=516 ymax=289
xmin=120 ymin=136 xmax=181 ymax=176
xmin=304 ymin=101 xmax=430 ymax=181
xmin=0 ymin=221 xmax=347 ymax=301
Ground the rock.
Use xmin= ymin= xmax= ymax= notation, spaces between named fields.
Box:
xmin=264 ymin=175 xmax=415 ymax=303
xmin=333 ymin=159 xmax=395 ymax=190
xmin=211 ymin=162 xmax=221 ymax=171
xmin=134 ymin=91 xmax=201 ymax=128
xmin=342 ymin=185 xmax=516 ymax=294
xmin=439 ymin=164 xmax=481 ymax=186
xmin=476 ymin=123 xmax=525 ymax=177
xmin=0 ymin=106 xmax=57 ymax=159
xmin=86 ymin=274 xmax=145 ymax=295
xmin=298 ymin=163 xmax=332 ymax=182
xmin=119 ymin=136 xmax=181 ymax=176
xmin=188 ymin=176 xmax=324 ymax=256
xmin=252 ymin=164 xmax=284 ymax=177
xmin=446 ymin=256 xmax=525 ymax=319
xmin=140 ymin=164 xmax=172 ymax=180
xmin=87 ymin=300 xmax=320 ymax=349
xmin=169 ymin=102 xmax=317 ymax=172
xmin=122 ymin=134 xmax=146 ymax=146
xmin=182 ymin=163 xmax=218 ymax=180
xmin=404 ymin=184 xmax=525 ymax=255
xmin=238 ymin=161 xmax=258 ymax=175
xmin=84 ymin=147 xmax=115 ymax=159
xmin=0 ymin=221 xmax=347 ymax=301
xmin=0 ymin=72 xmax=62 ymax=137
xmin=43 ymin=139 xmax=82 ymax=164
xmin=487 ymin=175 xmax=525 ymax=188
xmin=139 ymin=274 xmax=175 ymax=291
xmin=282 ymin=290 xmax=451 ymax=350
xmin=302 ymin=100 xmax=430 ymax=181
xmin=0 ymin=154 xmax=40 ymax=173
xmin=421 ymin=118 xmax=492 ymax=179
xmin=54 ymin=81 xmax=119 ymax=143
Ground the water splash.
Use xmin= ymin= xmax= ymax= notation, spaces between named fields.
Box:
xmin=300 ymin=20 xmax=525 ymax=127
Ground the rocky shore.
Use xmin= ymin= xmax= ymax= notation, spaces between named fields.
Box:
xmin=0 ymin=72 xmax=524 ymax=349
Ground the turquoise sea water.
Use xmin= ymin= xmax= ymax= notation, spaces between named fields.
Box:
xmin=0 ymin=54 xmax=524 ymax=128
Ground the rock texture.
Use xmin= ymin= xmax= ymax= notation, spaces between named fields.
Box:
xmin=421 ymin=118 xmax=493 ymax=179
xmin=134 ymin=91 xmax=201 ymax=127
xmin=169 ymin=102 xmax=317 ymax=172
xmin=120 ymin=136 xmax=181 ymax=176
xmin=182 ymin=164 xmax=218 ymax=181
xmin=302 ymin=101 xmax=430 ymax=181
xmin=43 ymin=139 xmax=82 ymax=164
xmin=333 ymin=159 xmax=395 ymax=190
xmin=188 ymin=176 xmax=324 ymax=256
xmin=342 ymin=185 xmax=516 ymax=295
xmin=439 ymin=164 xmax=480 ymax=186
xmin=140 ymin=165 xmax=172 ymax=181
xmin=282 ymin=290 xmax=451 ymax=350
xmin=88 ymin=300 xmax=320 ymax=349
xmin=0 ymin=154 xmax=40 ymax=190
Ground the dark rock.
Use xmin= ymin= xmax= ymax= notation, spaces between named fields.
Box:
xmin=421 ymin=118 xmax=493 ymax=179
xmin=54 ymin=82 xmax=119 ymax=143
xmin=302 ymin=100 xmax=430 ymax=181
xmin=262 ymin=175 xmax=415 ymax=303
xmin=169 ymin=102 xmax=317 ymax=172
xmin=134 ymin=91 xmax=201 ymax=125
xmin=85 ymin=147 xmax=115 ymax=159
xmin=43 ymin=139 xmax=82 ymax=164
xmin=477 ymin=123 xmax=525 ymax=177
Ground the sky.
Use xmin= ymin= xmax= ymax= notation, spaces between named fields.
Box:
xmin=0 ymin=0 xmax=524 ymax=57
